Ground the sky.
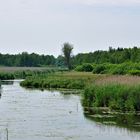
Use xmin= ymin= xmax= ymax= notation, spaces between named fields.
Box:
xmin=0 ymin=0 xmax=140 ymax=56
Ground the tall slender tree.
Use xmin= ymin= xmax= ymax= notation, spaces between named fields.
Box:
xmin=62 ymin=42 xmax=73 ymax=70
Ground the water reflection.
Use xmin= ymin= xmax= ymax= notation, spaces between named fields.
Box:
xmin=84 ymin=111 xmax=140 ymax=132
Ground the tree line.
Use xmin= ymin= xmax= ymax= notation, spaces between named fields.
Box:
xmin=60 ymin=46 xmax=140 ymax=69
xmin=0 ymin=45 xmax=140 ymax=67
xmin=72 ymin=46 xmax=140 ymax=66
xmin=0 ymin=52 xmax=55 ymax=67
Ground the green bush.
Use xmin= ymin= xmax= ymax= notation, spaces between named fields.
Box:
xmin=109 ymin=63 xmax=129 ymax=75
xmin=93 ymin=65 xmax=106 ymax=74
xmin=75 ymin=65 xmax=84 ymax=72
xmin=82 ymin=64 xmax=93 ymax=72
xmin=0 ymin=73 xmax=15 ymax=80
xmin=129 ymin=70 xmax=140 ymax=76
xmin=75 ymin=64 xmax=93 ymax=72
xmin=90 ymin=62 xmax=140 ymax=75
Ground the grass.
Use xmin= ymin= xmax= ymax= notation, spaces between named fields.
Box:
xmin=0 ymin=67 xmax=57 ymax=80
xmin=20 ymin=72 xmax=95 ymax=89
xmin=94 ymin=75 xmax=140 ymax=85
xmin=83 ymin=83 xmax=140 ymax=112
xmin=0 ymin=66 xmax=64 ymax=73
xmin=0 ymin=66 xmax=56 ymax=72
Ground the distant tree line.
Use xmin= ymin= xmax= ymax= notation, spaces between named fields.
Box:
xmin=0 ymin=46 xmax=140 ymax=67
xmin=72 ymin=46 xmax=140 ymax=66
xmin=0 ymin=52 xmax=55 ymax=67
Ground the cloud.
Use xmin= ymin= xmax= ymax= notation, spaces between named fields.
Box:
xmin=1 ymin=0 xmax=140 ymax=8
xmin=62 ymin=0 xmax=140 ymax=6
xmin=91 ymin=0 xmax=140 ymax=5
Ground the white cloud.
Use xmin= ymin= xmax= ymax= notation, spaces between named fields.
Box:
xmin=62 ymin=0 xmax=140 ymax=6
xmin=89 ymin=0 xmax=140 ymax=5
xmin=0 ymin=0 xmax=140 ymax=8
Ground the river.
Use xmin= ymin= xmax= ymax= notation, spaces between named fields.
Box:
xmin=0 ymin=80 xmax=139 ymax=140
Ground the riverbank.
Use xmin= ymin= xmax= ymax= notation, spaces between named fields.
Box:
xmin=20 ymin=72 xmax=101 ymax=89
xmin=20 ymin=72 xmax=140 ymax=113
xmin=83 ymin=83 xmax=140 ymax=112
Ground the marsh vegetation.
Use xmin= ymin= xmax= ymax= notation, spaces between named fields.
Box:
xmin=20 ymin=71 xmax=140 ymax=113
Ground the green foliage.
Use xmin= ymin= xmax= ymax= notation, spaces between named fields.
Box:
xmin=75 ymin=64 xmax=93 ymax=72
xmin=1 ymin=46 xmax=140 ymax=68
xmin=73 ymin=47 xmax=140 ymax=66
xmin=110 ymin=64 xmax=127 ymax=75
xmin=62 ymin=42 xmax=73 ymax=70
xmin=20 ymin=76 xmax=86 ymax=90
xmin=0 ymin=69 xmax=55 ymax=80
xmin=0 ymin=73 xmax=15 ymax=80
xmin=72 ymin=62 xmax=140 ymax=75
xmin=0 ymin=52 xmax=56 ymax=67
xmin=75 ymin=62 xmax=140 ymax=75
xmin=129 ymin=70 xmax=140 ymax=76
xmin=55 ymin=55 xmax=65 ymax=67
xmin=75 ymin=65 xmax=83 ymax=72
xmin=109 ymin=63 xmax=140 ymax=75
xmin=93 ymin=65 xmax=106 ymax=74
xmin=83 ymin=84 xmax=140 ymax=112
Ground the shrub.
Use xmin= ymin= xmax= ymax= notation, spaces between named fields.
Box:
xmin=0 ymin=73 xmax=15 ymax=80
xmin=93 ymin=65 xmax=106 ymax=74
xmin=75 ymin=65 xmax=84 ymax=72
xmin=129 ymin=70 xmax=140 ymax=76
xmin=75 ymin=62 xmax=140 ymax=75
xmin=82 ymin=64 xmax=93 ymax=72
xmin=110 ymin=64 xmax=127 ymax=75
xmin=75 ymin=64 xmax=93 ymax=72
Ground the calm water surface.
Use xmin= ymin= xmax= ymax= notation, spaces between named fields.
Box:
xmin=0 ymin=80 xmax=139 ymax=140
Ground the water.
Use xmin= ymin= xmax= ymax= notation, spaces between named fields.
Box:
xmin=0 ymin=80 xmax=139 ymax=140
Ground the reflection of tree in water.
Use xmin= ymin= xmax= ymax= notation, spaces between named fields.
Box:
xmin=84 ymin=112 xmax=140 ymax=132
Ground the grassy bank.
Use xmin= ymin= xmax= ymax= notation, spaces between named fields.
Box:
xmin=20 ymin=72 xmax=99 ymax=89
xmin=0 ymin=70 xmax=55 ymax=80
xmin=83 ymin=84 xmax=140 ymax=112
xmin=0 ymin=67 xmax=58 ymax=80
xmin=82 ymin=74 xmax=140 ymax=113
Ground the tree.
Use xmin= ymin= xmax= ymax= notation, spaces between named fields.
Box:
xmin=56 ymin=55 xmax=65 ymax=67
xmin=62 ymin=42 xmax=73 ymax=70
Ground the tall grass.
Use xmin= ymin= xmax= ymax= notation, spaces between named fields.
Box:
xmin=83 ymin=84 xmax=140 ymax=112
xmin=0 ymin=69 xmax=55 ymax=80
xmin=20 ymin=76 xmax=86 ymax=89
xmin=20 ymin=71 xmax=101 ymax=89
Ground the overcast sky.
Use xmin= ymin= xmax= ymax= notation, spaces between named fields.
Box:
xmin=0 ymin=0 xmax=140 ymax=56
